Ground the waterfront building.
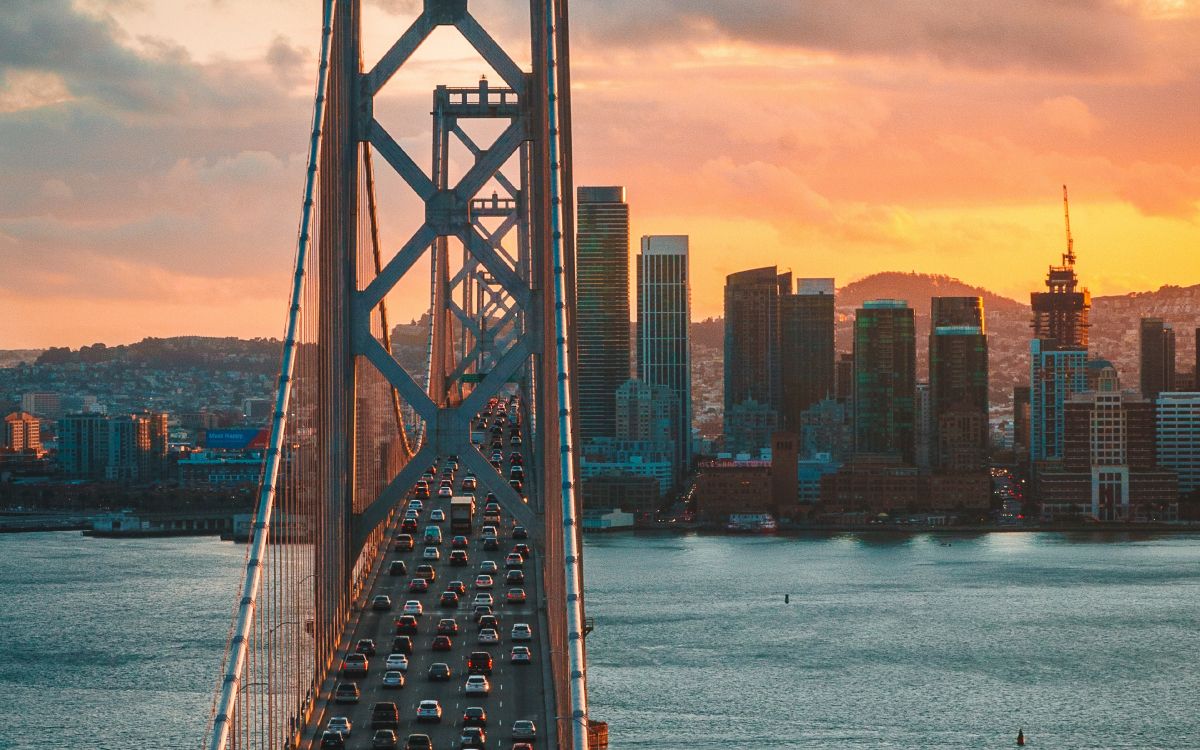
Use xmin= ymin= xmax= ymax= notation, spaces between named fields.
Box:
xmin=3 ymin=412 xmax=42 ymax=455
xmin=853 ymin=300 xmax=916 ymax=463
xmin=929 ymin=297 xmax=989 ymax=472
xmin=178 ymin=449 xmax=265 ymax=487
xmin=780 ymin=278 xmax=835 ymax=432
xmin=57 ymin=412 xmax=109 ymax=479
xmin=797 ymin=453 xmax=841 ymax=504
xmin=580 ymin=474 xmax=661 ymax=514
xmin=1156 ymin=392 xmax=1200 ymax=495
xmin=694 ymin=457 xmax=784 ymax=521
xmin=819 ymin=454 xmax=921 ymax=514
xmin=579 ymin=438 xmax=674 ymax=495
xmin=576 ymin=186 xmax=631 ymax=442
xmin=1140 ymin=318 xmax=1176 ymax=400
xmin=636 ymin=235 xmax=692 ymax=480
xmin=106 ymin=414 xmax=148 ymax=481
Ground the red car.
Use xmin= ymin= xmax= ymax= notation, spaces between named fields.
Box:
xmin=431 ymin=635 xmax=453 ymax=651
xmin=408 ymin=578 xmax=429 ymax=593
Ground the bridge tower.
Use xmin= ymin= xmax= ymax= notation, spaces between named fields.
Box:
xmin=206 ymin=1 xmax=589 ymax=748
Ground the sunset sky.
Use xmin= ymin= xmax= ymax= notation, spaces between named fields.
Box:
xmin=1 ymin=0 xmax=1199 ymax=348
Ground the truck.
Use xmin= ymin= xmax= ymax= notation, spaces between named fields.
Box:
xmin=450 ymin=495 xmax=476 ymax=535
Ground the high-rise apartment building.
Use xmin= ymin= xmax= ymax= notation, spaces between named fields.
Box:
xmin=1156 ymin=392 xmax=1200 ymax=495
xmin=929 ymin=297 xmax=989 ymax=472
xmin=853 ymin=300 xmax=916 ymax=463
xmin=21 ymin=392 xmax=62 ymax=420
xmin=615 ymin=379 xmax=675 ymax=445
xmin=914 ymin=382 xmax=931 ymax=470
xmin=58 ymin=413 xmax=109 ymax=479
xmin=637 ymin=235 xmax=692 ymax=481
xmin=3 ymin=412 xmax=42 ymax=454
xmin=724 ymin=267 xmax=790 ymax=418
xmin=1139 ymin=318 xmax=1176 ymax=400
xmin=575 ymin=186 xmax=631 ymax=442
xmin=107 ymin=414 xmax=149 ymax=481
xmin=780 ymin=278 xmax=835 ymax=432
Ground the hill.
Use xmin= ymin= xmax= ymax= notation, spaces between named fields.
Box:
xmin=34 ymin=336 xmax=282 ymax=373
xmin=837 ymin=272 xmax=1026 ymax=315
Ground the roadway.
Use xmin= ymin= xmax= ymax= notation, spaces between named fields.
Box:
xmin=307 ymin=399 xmax=548 ymax=749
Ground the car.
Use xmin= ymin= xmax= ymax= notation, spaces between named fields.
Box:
xmin=468 ymin=651 xmax=494 ymax=674
xmin=483 ymin=501 xmax=501 ymax=515
xmin=430 ymin=509 xmax=446 ymax=522
xmin=356 ymin=639 xmax=377 ymax=656
xmin=382 ymin=670 xmax=405 ymax=689
xmin=409 ymin=499 xmax=424 ymax=511
xmin=437 ymin=618 xmax=459 ymax=635
xmin=474 ymin=593 xmax=494 ymax=607
xmin=404 ymin=510 xmax=419 ymax=522
xmin=511 ymin=720 xmax=537 ymax=740
xmin=415 ymin=699 xmax=442 ymax=722
xmin=462 ymin=476 xmax=478 ymax=491
xmin=474 ymin=574 xmax=494 ymax=589
xmin=451 ymin=535 xmax=469 ymax=549
xmin=510 ymin=646 xmax=532 ymax=665
xmin=481 ymin=536 xmax=499 ymax=551
xmin=446 ymin=580 xmax=467 ymax=595
xmin=505 ymin=553 xmax=524 ymax=569
xmin=449 ymin=550 xmax=469 ymax=566
xmin=343 ymin=653 xmax=369 ymax=677
xmin=423 ymin=546 xmax=441 ymax=561
xmin=481 ymin=526 xmax=498 ymax=538
xmin=480 ymin=560 xmax=499 ymax=574
xmin=511 ymin=623 xmax=532 ymax=641
xmin=394 ymin=615 xmax=419 ymax=634
xmin=489 ymin=458 xmax=502 ymax=469
xmin=432 ymin=634 xmax=453 ymax=651
xmin=462 ymin=706 xmax=488 ymax=726
xmin=415 ymin=565 xmax=437 ymax=581
xmin=321 ymin=730 xmax=347 ymax=749
xmin=460 ymin=726 xmax=487 ymax=748
xmin=510 ymin=435 xmax=522 ymax=446
xmin=371 ymin=701 xmax=400 ymax=730
xmin=477 ymin=628 xmax=499 ymax=644
xmin=404 ymin=734 xmax=432 ymax=750
xmin=512 ymin=543 xmax=531 ymax=559
xmin=439 ymin=590 xmax=460 ymax=608
xmin=477 ymin=614 xmax=500 ymax=632
xmin=394 ymin=535 xmax=414 ymax=551
xmin=484 ymin=511 xmax=502 ymax=524
xmin=428 ymin=662 xmax=452 ymax=681
xmin=403 ymin=600 xmax=424 ymax=616
xmin=372 ymin=595 xmax=393 ymax=611
xmin=419 ymin=473 xmax=434 ymax=484
xmin=505 ymin=569 xmax=525 ymax=585
xmin=390 ymin=636 xmax=413 ymax=654
xmin=506 ymin=588 xmax=526 ymax=604
xmin=400 ymin=518 xmax=419 ymax=533
xmin=423 ymin=526 xmax=443 ymax=545
xmin=408 ymin=578 xmax=429 ymax=594
xmin=508 ymin=479 xmax=523 ymax=492
xmin=439 ymin=479 xmax=452 ymax=489
xmin=372 ymin=729 xmax=398 ymax=748
xmin=334 ymin=682 xmax=360 ymax=704
xmin=509 ymin=467 xmax=524 ymax=481
xmin=489 ymin=451 xmax=503 ymax=462
xmin=437 ymin=486 xmax=453 ymax=498
xmin=327 ymin=716 xmax=352 ymax=737
xmin=464 ymin=675 xmax=490 ymax=696
xmin=385 ymin=653 xmax=409 ymax=671
xmin=512 ymin=526 xmax=528 ymax=539
xmin=389 ymin=560 xmax=408 ymax=576
xmin=471 ymin=605 xmax=494 ymax=622
xmin=412 ymin=486 xmax=430 ymax=500
xmin=511 ymin=744 xmax=533 ymax=750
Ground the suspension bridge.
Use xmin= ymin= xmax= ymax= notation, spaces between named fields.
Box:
xmin=205 ymin=1 xmax=594 ymax=747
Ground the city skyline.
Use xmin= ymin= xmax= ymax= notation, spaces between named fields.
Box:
xmin=3 ymin=2 xmax=1200 ymax=347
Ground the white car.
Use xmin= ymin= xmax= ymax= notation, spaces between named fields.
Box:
xmin=423 ymin=546 xmax=441 ymax=561
xmin=474 ymin=574 xmax=493 ymax=589
xmin=416 ymin=699 xmax=442 ymax=722
xmin=511 ymin=623 xmax=532 ymax=641
xmin=385 ymin=653 xmax=409 ymax=672
xmin=403 ymin=600 xmax=423 ymax=616
xmin=480 ymin=561 xmax=498 ymax=574
xmin=511 ymin=646 xmax=532 ymax=664
xmin=478 ymin=628 xmax=499 ymax=644
xmin=464 ymin=675 xmax=490 ymax=696
xmin=430 ymin=509 xmax=445 ymax=522
xmin=381 ymin=670 xmax=405 ymax=689
xmin=437 ymin=486 xmax=453 ymax=498
xmin=462 ymin=476 xmax=478 ymax=490
xmin=474 ymin=593 xmax=494 ymax=607
xmin=326 ymin=716 xmax=352 ymax=737
xmin=409 ymin=500 xmax=424 ymax=511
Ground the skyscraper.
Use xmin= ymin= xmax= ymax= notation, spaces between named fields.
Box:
xmin=1139 ymin=318 xmax=1176 ymax=400
xmin=853 ymin=300 xmax=916 ymax=463
xmin=929 ymin=297 xmax=989 ymax=472
xmin=575 ymin=186 xmax=631 ymax=442
xmin=1157 ymin=392 xmax=1200 ymax=495
xmin=637 ymin=235 xmax=692 ymax=481
xmin=724 ymin=266 xmax=790 ymax=417
xmin=780 ymin=278 xmax=835 ymax=432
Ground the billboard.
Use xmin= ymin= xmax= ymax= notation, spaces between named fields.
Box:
xmin=204 ymin=427 xmax=269 ymax=450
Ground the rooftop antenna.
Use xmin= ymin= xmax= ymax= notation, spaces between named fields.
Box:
xmin=1062 ymin=184 xmax=1075 ymax=267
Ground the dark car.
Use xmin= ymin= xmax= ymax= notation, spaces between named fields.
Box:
xmin=371 ymin=729 xmax=398 ymax=749
xmin=431 ymin=635 xmax=453 ymax=651
xmin=439 ymin=590 xmax=459 ymax=608
xmin=460 ymin=727 xmax=486 ymax=749
xmin=467 ymin=651 xmax=494 ymax=675
xmin=462 ymin=706 xmax=488 ymax=727
xmin=471 ymin=605 xmax=494 ymax=622
xmin=321 ymin=730 xmax=347 ymax=749
xmin=482 ymin=537 xmax=500 ymax=551
xmin=449 ymin=550 xmax=469 ymax=566
xmin=394 ymin=615 xmax=419 ymax=634
xmin=371 ymin=701 xmax=400 ymax=730
xmin=400 ymin=518 xmax=419 ymax=533
xmin=390 ymin=636 xmax=414 ymax=654
xmin=404 ymin=734 xmax=432 ymax=750
xmin=505 ymin=569 xmax=525 ymax=585
xmin=389 ymin=560 xmax=408 ymax=576
xmin=512 ymin=526 xmax=528 ymax=540
xmin=356 ymin=638 xmax=377 ymax=656
xmin=415 ymin=564 xmax=437 ymax=581
xmin=437 ymin=618 xmax=459 ymax=635
xmin=477 ymin=614 xmax=500 ymax=631
xmin=427 ymin=662 xmax=451 ymax=681
xmin=512 ymin=543 xmax=532 ymax=559
xmin=333 ymin=682 xmax=360 ymax=704
xmin=508 ymin=479 xmax=523 ymax=493
xmin=451 ymin=535 xmax=469 ymax=549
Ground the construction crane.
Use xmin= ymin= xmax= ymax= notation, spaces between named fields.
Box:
xmin=1062 ymin=184 xmax=1075 ymax=267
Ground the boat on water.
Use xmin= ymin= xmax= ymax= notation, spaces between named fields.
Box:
xmin=725 ymin=513 xmax=778 ymax=534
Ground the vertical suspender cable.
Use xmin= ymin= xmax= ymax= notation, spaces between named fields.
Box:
xmin=207 ymin=2 xmax=336 ymax=748
xmin=542 ymin=1 xmax=589 ymax=747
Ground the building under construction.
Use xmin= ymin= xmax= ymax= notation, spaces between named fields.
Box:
xmin=1031 ymin=186 xmax=1090 ymax=350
